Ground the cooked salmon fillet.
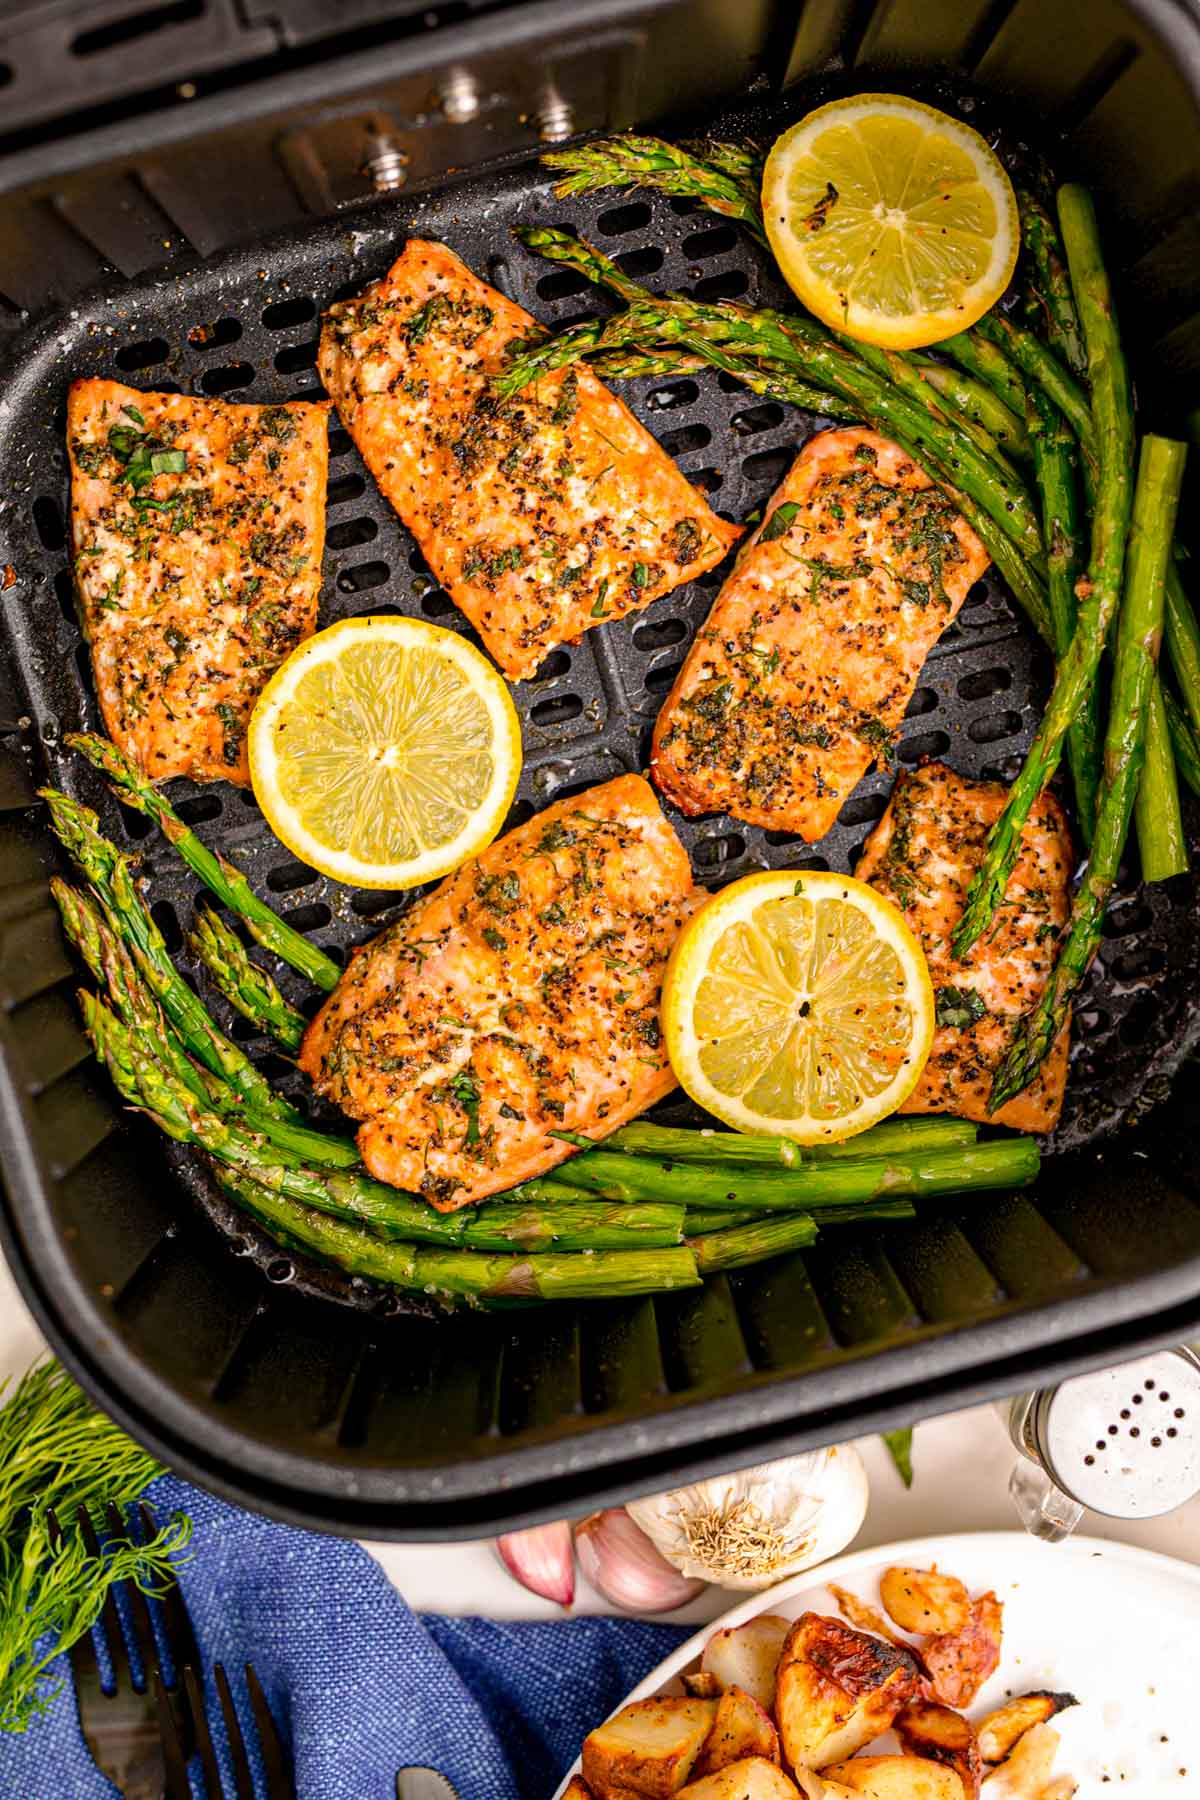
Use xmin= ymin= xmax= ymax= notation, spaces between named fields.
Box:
xmin=857 ymin=762 xmax=1072 ymax=1132
xmin=67 ymin=379 xmax=329 ymax=785
xmin=651 ymin=428 xmax=989 ymax=841
xmin=299 ymin=774 xmax=701 ymax=1208
xmin=317 ymin=239 xmax=741 ymax=682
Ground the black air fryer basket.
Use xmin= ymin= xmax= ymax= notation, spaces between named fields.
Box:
xmin=1 ymin=0 xmax=1199 ymax=1537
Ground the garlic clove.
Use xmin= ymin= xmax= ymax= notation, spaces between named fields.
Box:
xmin=496 ymin=1520 xmax=575 ymax=1607
xmin=626 ymin=1444 xmax=869 ymax=1591
xmin=574 ymin=1508 xmax=707 ymax=1614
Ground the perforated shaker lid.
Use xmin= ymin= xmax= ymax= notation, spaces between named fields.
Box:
xmin=1036 ymin=1350 xmax=1200 ymax=1519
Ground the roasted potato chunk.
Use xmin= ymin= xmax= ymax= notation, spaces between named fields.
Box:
xmin=701 ymin=1616 xmax=793 ymax=1711
xmin=822 ymin=1756 xmax=965 ymax=1799
xmin=924 ymin=1594 xmax=1003 ymax=1708
xmin=683 ymin=1672 xmax=725 ymax=1700
xmin=564 ymin=1782 xmax=595 ymax=1799
xmin=829 ymin=1584 xmax=917 ymax=1654
xmin=679 ymin=1758 xmax=800 ymax=1798
xmin=775 ymin=1612 xmax=919 ymax=1770
xmin=693 ymin=1686 xmax=779 ymax=1779
xmin=980 ymin=1725 xmax=1059 ymax=1797
xmin=977 ymin=1694 xmax=1077 ymax=1765
xmin=896 ymin=1699 xmax=982 ymax=1798
xmin=582 ymin=1698 xmax=717 ymax=1800
xmin=880 ymin=1567 xmax=972 ymax=1638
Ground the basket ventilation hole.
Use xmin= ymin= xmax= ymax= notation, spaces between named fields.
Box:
xmin=151 ymin=899 xmax=182 ymax=953
xmin=898 ymin=729 xmax=951 ymax=764
xmin=73 ymin=0 xmax=203 ymax=56
xmin=281 ymin=902 xmax=331 ymax=933
xmin=266 ymin=860 xmax=314 ymax=895
xmin=262 ymin=297 xmax=317 ymax=330
xmin=632 ymin=617 xmax=688 ymax=653
xmin=732 ymin=403 xmax=785 ymax=437
xmin=54 ymin=569 xmax=76 ymax=623
xmin=266 ymin=1258 xmax=295 ymax=1285
xmin=657 ymin=423 xmax=711 ymax=458
xmin=328 ymin=429 xmax=353 ymax=458
xmin=615 ymin=247 xmax=664 ymax=280
xmin=968 ymin=710 xmax=1023 ymax=745
xmin=958 ymin=665 xmax=1011 ymax=700
xmin=115 ymin=337 xmax=169 ymax=372
xmin=1101 ymin=903 xmax=1154 ymax=940
xmin=647 ymin=381 xmax=699 ymax=412
xmin=682 ymin=224 xmax=740 ymax=261
xmin=839 ymin=790 xmax=887 ymax=828
xmin=743 ymin=447 xmax=793 ymax=486
xmin=33 ymin=497 xmax=66 ymax=553
xmin=695 ymin=832 xmax=745 ymax=870
xmin=328 ymin=473 xmax=366 ymax=507
xmin=1108 ymin=945 xmax=1166 ymax=983
xmin=188 ymin=317 xmax=242 ymax=352
xmin=350 ymin=888 xmax=409 ymax=918
xmin=336 ymin=561 xmax=390 ymax=594
xmin=689 ymin=467 xmax=723 ymax=493
xmin=644 ymin=661 xmax=684 ymax=696
xmin=904 ymin=685 xmax=938 ymax=719
xmin=536 ymin=269 xmax=589 ymax=303
xmin=200 ymin=363 xmax=254 ymax=396
xmin=693 ymin=269 xmax=749 ymax=303
xmin=421 ymin=590 xmax=458 ymax=618
xmin=532 ymin=649 xmax=571 ymax=682
xmin=530 ymin=693 xmax=583 ymax=728
xmin=326 ymin=516 xmax=378 ymax=551
xmin=597 ymin=202 xmax=651 ymax=236
xmin=175 ymin=793 xmax=222 ymax=826
xmin=275 ymin=341 xmax=318 ymax=374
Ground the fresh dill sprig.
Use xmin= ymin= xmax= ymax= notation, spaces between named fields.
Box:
xmin=0 ymin=1360 xmax=191 ymax=1734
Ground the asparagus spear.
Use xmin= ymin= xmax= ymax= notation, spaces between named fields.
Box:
xmin=600 ymin=1117 xmax=977 ymax=1164
xmin=689 ymin=1212 xmax=818 ymax=1274
xmin=952 ymin=187 xmax=1138 ymax=957
xmin=681 ymin=138 xmax=766 ymax=214
xmin=913 ymin=357 xmax=1031 ymax=460
xmin=1017 ymin=188 xmax=1088 ymax=380
xmin=993 ymin=434 xmax=1188 ymax=1108
xmin=44 ymin=787 xmax=302 ymax=1124
xmin=64 ymin=732 xmax=341 ymax=994
xmin=542 ymin=135 xmax=769 ymax=244
xmin=1028 ymin=383 xmax=1101 ymax=837
xmin=1134 ymin=684 xmax=1189 ymax=881
xmin=1165 ymin=563 xmax=1200 ymax=742
xmin=187 ymin=905 xmax=307 ymax=1053
xmin=1164 ymin=685 xmax=1200 ymax=796
xmin=587 ymin=347 xmax=712 ymax=382
xmin=936 ymin=329 xmax=1029 ymax=420
xmin=211 ymin=1167 xmax=698 ymax=1306
xmin=519 ymin=1139 xmax=1039 ymax=1210
xmin=971 ymin=314 xmax=1093 ymax=448
xmin=683 ymin=1199 xmax=917 ymax=1233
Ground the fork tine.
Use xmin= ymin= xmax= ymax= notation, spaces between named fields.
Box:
xmin=75 ymin=1506 xmax=132 ymax=1693
xmin=244 ymin=1664 xmax=296 ymax=1800
xmin=214 ymin=1663 xmax=255 ymax=1800
xmin=105 ymin=1501 xmax=162 ymax=1692
xmin=184 ymin=1664 xmax=225 ymax=1798
xmin=153 ymin=1670 xmax=194 ymax=1800
xmin=141 ymin=1504 xmax=202 ymax=1684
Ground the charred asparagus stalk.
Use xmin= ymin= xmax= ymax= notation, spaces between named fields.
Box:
xmin=542 ymin=134 xmax=769 ymax=244
xmin=689 ymin=1212 xmax=818 ymax=1274
xmin=1135 ymin=685 xmax=1189 ymax=880
xmin=952 ymin=185 xmax=1138 ymax=956
xmin=599 ymin=1117 xmax=978 ymax=1165
xmin=683 ymin=1199 xmax=917 ymax=1234
xmin=210 ymin=1167 xmax=698 ymax=1306
xmin=187 ymin=905 xmax=306 ymax=1053
xmin=44 ymin=788 xmax=302 ymax=1124
xmin=1164 ymin=685 xmax=1200 ymax=796
xmin=64 ymin=732 xmax=341 ymax=993
xmin=1017 ymin=188 xmax=1088 ymax=380
xmin=993 ymin=434 xmax=1188 ymax=1108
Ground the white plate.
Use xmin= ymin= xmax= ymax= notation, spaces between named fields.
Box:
xmin=554 ymin=1530 xmax=1200 ymax=1796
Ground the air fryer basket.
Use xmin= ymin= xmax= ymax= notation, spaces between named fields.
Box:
xmin=1 ymin=0 xmax=1200 ymax=1536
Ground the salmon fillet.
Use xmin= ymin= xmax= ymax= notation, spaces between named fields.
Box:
xmin=856 ymin=762 xmax=1072 ymax=1132
xmin=299 ymin=774 xmax=701 ymax=1208
xmin=317 ymin=239 xmax=741 ymax=682
xmin=651 ymin=428 xmax=989 ymax=841
xmin=67 ymin=379 xmax=329 ymax=785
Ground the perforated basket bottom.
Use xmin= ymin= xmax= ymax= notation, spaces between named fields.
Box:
xmin=3 ymin=94 xmax=1198 ymax=1322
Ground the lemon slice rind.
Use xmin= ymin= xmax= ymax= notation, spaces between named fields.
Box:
xmin=662 ymin=870 xmax=935 ymax=1143
xmin=248 ymin=615 xmax=522 ymax=890
xmin=762 ymin=93 xmax=1019 ymax=350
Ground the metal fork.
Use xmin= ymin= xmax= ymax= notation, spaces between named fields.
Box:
xmin=156 ymin=1659 xmax=295 ymax=1800
xmin=61 ymin=1501 xmax=199 ymax=1800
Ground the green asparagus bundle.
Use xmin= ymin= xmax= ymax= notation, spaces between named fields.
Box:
xmin=598 ymin=1116 xmax=978 ymax=1165
xmin=64 ymin=732 xmax=341 ymax=993
xmin=187 ymin=905 xmax=307 ymax=1053
xmin=994 ymin=433 xmax=1188 ymax=1108
xmin=1017 ymin=188 xmax=1088 ymax=380
xmin=542 ymin=135 xmax=769 ymax=244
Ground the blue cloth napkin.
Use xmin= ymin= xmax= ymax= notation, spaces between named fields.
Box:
xmin=0 ymin=1473 xmax=691 ymax=1800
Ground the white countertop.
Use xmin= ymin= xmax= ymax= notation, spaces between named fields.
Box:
xmin=4 ymin=1250 xmax=1199 ymax=1623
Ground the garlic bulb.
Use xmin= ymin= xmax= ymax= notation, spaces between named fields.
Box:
xmin=625 ymin=1445 xmax=868 ymax=1590
xmin=574 ymin=1508 xmax=707 ymax=1613
xmin=496 ymin=1521 xmax=575 ymax=1607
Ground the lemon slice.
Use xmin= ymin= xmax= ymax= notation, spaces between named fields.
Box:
xmin=762 ymin=93 xmax=1018 ymax=349
xmin=661 ymin=870 xmax=934 ymax=1143
xmin=248 ymin=616 xmax=522 ymax=890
